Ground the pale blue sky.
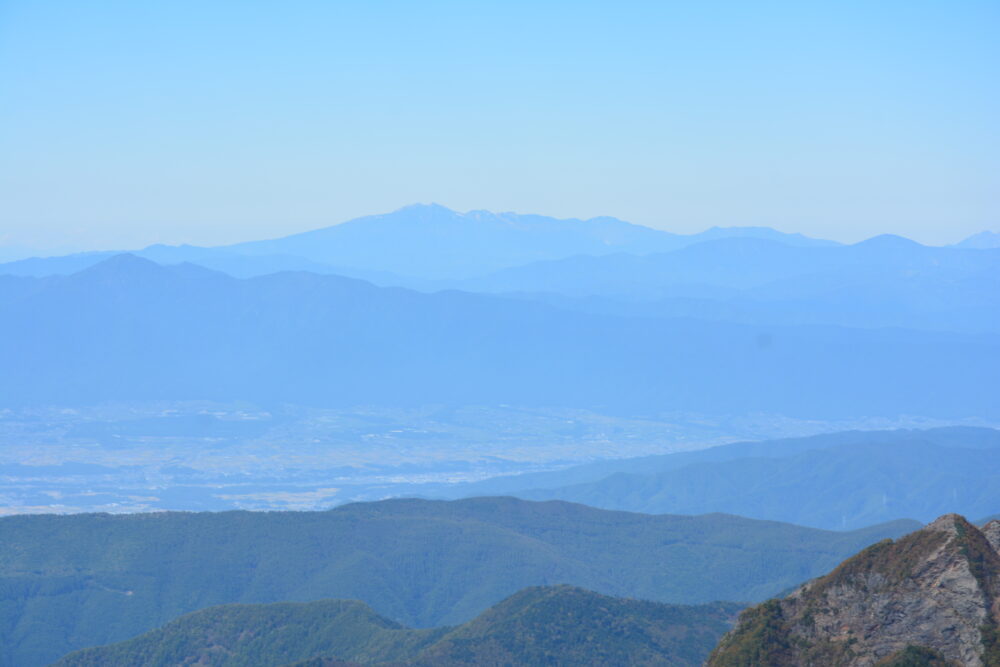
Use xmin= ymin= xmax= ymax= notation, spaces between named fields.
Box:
xmin=1 ymin=0 xmax=997 ymax=252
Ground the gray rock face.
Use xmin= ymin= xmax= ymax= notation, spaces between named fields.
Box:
xmin=982 ymin=520 xmax=1000 ymax=556
xmin=708 ymin=514 xmax=1000 ymax=666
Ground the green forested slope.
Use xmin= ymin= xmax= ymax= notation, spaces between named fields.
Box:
xmin=54 ymin=586 xmax=740 ymax=667
xmin=407 ymin=586 xmax=739 ymax=667
xmin=506 ymin=428 xmax=1000 ymax=529
xmin=0 ymin=497 xmax=918 ymax=666
xmin=51 ymin=599 xmax=441 ymax=667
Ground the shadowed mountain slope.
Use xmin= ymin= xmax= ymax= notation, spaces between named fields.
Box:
xmin=0 ymin=497 xmax=918 ymax=666
xmin=508 ymin=428 xmax=1000 ymax=530
xmin=707 ymin=515 xmax=1000 ymax=666
xmin=2 ymin=208 xmax=992 ymax=333
xmin=419 ymin=428 xmax=1000 ymax=531
xmin=461 ymin=236 xmax=1000 ymax=332
xmin=438 ymin=428 xmax=1000 ymax=498
xmin=54 ymin=587 xmax=740 ymax=667
xmin=461 ymin=234 xmax=1000 ymax=294
xmin=1 ymin=255 xmax=997 ymax=419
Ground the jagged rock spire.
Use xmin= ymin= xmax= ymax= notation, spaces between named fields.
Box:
xmin=708 ymin=514 xmax=1000 ymax=667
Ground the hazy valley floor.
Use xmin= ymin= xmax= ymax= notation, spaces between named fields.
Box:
xmin=1 ymin=402 xmax=989 ymax=515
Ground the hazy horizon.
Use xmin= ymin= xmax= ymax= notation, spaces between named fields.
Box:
xmin=2 ymin=1 xmax=998 ymax=252
xmin=0 ymin=202 xmax=995 ymax=261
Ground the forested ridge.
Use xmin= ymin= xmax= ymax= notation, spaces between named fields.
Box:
xmin=54 ymin=586 xmax=741 ymax=667
xmin=0 ymin=497 xmax=917 ymax=666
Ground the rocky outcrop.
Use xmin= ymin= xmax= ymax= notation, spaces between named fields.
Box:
xmin=983 ymin=520 xmax=1000 ymax=556
xmin=708 ymin=514 xmax=1000 ymax=667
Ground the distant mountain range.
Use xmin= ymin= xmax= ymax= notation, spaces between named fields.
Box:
xmin=0 ymin=206 xmax=993 ymax=289
xmin=2 ymin=206 xmax=997 ymax=334
xmin=458 ymin=233 xmax=972 ymax=293
xmin=2 ymin=255 xmax=997 ymax=418
xmin=53 ymin=587 xmax=741 ymax=667
xmin=953 ymin=229 xmax=1000 ymax=249
xmin=464 ymin=235 xmax=1000 ymax=333
xmin=0 ymin=497 xmax=917 ymax=666
xmin=708 ymin=514 xmax=1000 ymax=666
xmin=431 ymin=427 xmax=1000 ymax=530
xmin=3 ymin=206 xmax=995 ymax=280
xmin=0 ymin=204 xmax=839 ymax=281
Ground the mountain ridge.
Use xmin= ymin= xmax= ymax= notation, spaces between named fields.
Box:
xmin=416 ymin=427 xmax=1000 ymax=531
xmin=707 ymin=515 xmax=1000 ymax=666
xmin=3 ymin=253 xmax=997 ymax=419
xmin=955 ymin=231 xmax=1000 ymax=249
xmin=0 ymin=496 xmax=919 ymax=666
xmin=4 ymin=208 xmax=995 ymax=334
xmin=52 ymin=586 xmax=741 ymax=667
xmin=0 ymin=204 xmax=839 ymax=281
xmin=510 ymin=431 xmax=1000 ymax=530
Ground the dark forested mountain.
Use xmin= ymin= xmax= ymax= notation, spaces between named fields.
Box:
xmin=0 ymin=497 xmax=918 ymax=666
xmin=54 ymin=587 xmax=740 ymax=667
xmin=53 ymin=599 xmax=445 ymax=667
xmin=1 ymin=255 xmax=997 ymax=419
xmin=475 ymin=427 xmax=1000 ymax=530
xmin=707 ymin=515 xmax=1000 ymax=666
xmin=405 ymin=587 xmax=737 ymax=667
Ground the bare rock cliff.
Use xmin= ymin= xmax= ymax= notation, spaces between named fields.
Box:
xmin=707 ymin=514 xmax=1000 ymax=667
xmin=983 ymin=520 xmax=1000 ymax=556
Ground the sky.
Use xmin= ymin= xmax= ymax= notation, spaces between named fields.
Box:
xmin=0 ymin=0 xmax=997 ymax=253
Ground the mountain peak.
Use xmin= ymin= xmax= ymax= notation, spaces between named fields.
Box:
xmin=414 ymin=585 xmax=741 ymax=667
xmin=222 ymin=205 xmax=681 ymax=279
xmin=394 ymin=202 xmax=456 ymax=215
xmin=954 ymin=230 xmax=1000 ymax=249
xmin=709 ymin=514 xmax=1000 ymax=666
xmin=77 ymin=253 xmax=165 ymax=277
xmin=71 ymin=253 xmax=228 ymax=287
xmin=854 ymin=233 xmax=925 ymax=249
xmin=924 ymin=512 xmax=973 ymax=535
xmin=694 ymin=225 xmax=840 ymax=247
